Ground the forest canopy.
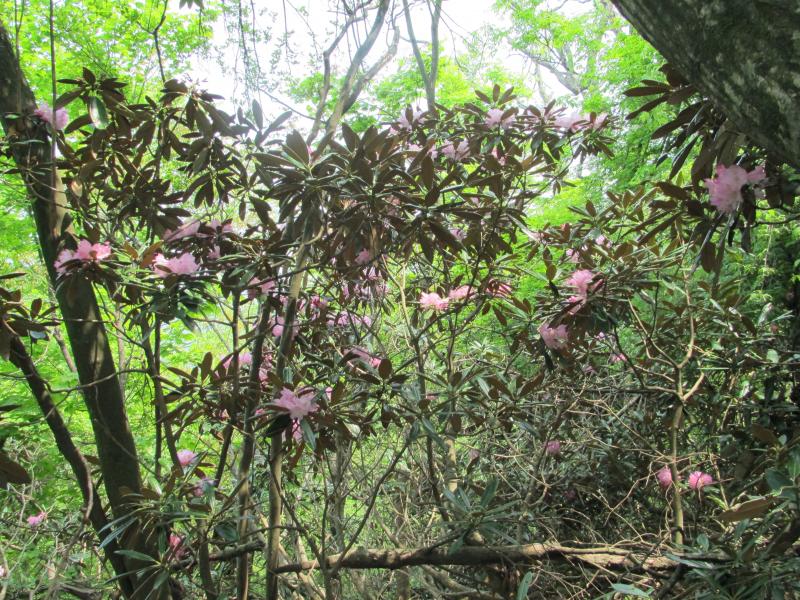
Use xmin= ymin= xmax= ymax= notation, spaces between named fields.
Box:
xmin=0 ymin=1 xmax=799 ymax=599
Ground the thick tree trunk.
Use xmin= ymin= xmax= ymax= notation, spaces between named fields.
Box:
xmin=612 ymin=1 xmax=800 ymax=169
xmin=6 ymin=332 xmax=134 ymax=598
xmin=0 ymin=21 xmax=159 ymax=598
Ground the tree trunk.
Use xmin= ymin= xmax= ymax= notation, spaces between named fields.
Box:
xmin=611 ymin=0 xmax=800 ymax=169
xmin=0 ymin=21 xmax=160 ymax=598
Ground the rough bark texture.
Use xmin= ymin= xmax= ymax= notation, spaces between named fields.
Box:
xmin=612 ymin=0 xmax=800 ymax=168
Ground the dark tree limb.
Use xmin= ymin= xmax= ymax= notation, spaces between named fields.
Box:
xmin=611 ymin=0 xmax=800 ymax=168
xmin=4 ymin=327 xmax=134 ymax=598
xmin=187 ymin=540 xmax=684 ymax=575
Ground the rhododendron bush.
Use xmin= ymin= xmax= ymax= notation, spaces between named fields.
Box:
xmin=2 ymin=25 xmax=800 ymax=600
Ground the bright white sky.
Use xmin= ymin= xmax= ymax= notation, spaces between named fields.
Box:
xmin=188 ymin=0 xmax=588 ymax=126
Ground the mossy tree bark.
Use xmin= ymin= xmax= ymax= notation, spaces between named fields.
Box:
xmin=612 ymin=0 xmax=800 ymax=168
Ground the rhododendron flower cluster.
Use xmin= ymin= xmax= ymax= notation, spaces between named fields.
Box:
xmin=545 ymin=440 xmax=561 ymax=456
xmin=704 ymin=164 xmax=766 ymax=214
xmin=448 ymin=285 xmax=474 ymax=301
xmin=274 ymin=387 xmax=318 ymax=420
xmin=355 ymin=248 xmax=372 ymax=265
xmin=490 ymin=147 xmax=506 ymax=165
xmin=328 ymin=311 xmax=373 ymax=329
xmin=566 ymin=269 xmax=598 ymax=297
xmin=34 ymin=103 xmax=68 ymax=130
xmin=485 ymin=108 xmax=515 ymax=129
xmin=656 ymin=466 xmax=674 ymax=489
xmin=177 ymin=449 xmax=197 ymax=467
xmin=449 ymin=227 xmax=467 ymax=241
xmin=153 ymin=252 xmax=199 ymax=277
xmin=554 ymin=110 xmax=586 ymax=132
xmin=440 ymin=140 xmax=470 ymax=161
xmin=290 ymin=419 xmax=304 ymax=442
xmin=539 ymin=323 xmax=569 ymax=349
xmin=247 ymin=277 xmax=277 ymax=299
xmin=168 ymin=534 xmax=187 ymax=560
xmin=688 ymin=471 xmax=714 ymax=490
xmin=553 ymin=110 xmax=606 ymax=133
xmin=396 ymin=106 xmax=424 ymax=130
xmin=347 ymin=346 xmax=382 ymax=369
xmin=271 ymin=315 xmax=299 ymax=339
xmin=27 ymin=511 xmax=47 ymax=527
xmin=54 ymin=240 xmax=112 ymax=275
xmin=192 ymin=477 xmax=215 ymax=497
xmin=222 ymin=351 xmax=271 ymax=382
xmin=419 ymin=292 xmax=449 ymax=311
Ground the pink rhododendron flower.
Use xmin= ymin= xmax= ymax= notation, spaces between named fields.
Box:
xmin=419 ymin=292 xmax=449 ymax=311
xmin=164 ymin=220 xmax=201 ymax=242
xmin=329 ymin=311 xmax=372 ymax=328
xmin=448 ymin=285 xmax=474 ymax=301
xmin=347 ymin=347 xmax=382 ymax=369
xmin=565 ymin=248 xmax=580 ymax=263
xmin=223 ymin=351 xmax=252 ymax=369
xmin=247 ymin=277 xmax=276 ymax=299
xmin=704 ymin=164 xmax=766 ymax=214
xmin=54 ymin=240 xmax=112 ymax=274
xmin=192 ymin=477 xmax=214 ymax=497
xmin=490 ymin=147 xmax=507 ymax=165
xmin=610 ymin=353 xmax=625 ymax=364
xmin=310 ymin=295 xmax=328 ymax=311
xmin=566 ymin=269 xmax=597 ymax=297
xmin=566 ymin=294 xmax=586 ymax=315
xmin=449 ymin=227 xmax=467 ymax=242
xmin=27 ymin=511 xmax=47 ymax=527
xmin=274 ymin=387 xmax=318 ymax=420
xmin=656 ymin=466 xmax=674 ymax=489
xmin=271 ymin=315 xmax=299 ymax=339
xmin=595 ymin=234 xmax=611 ymax=248
xmin=177 ymin=449 xmax=197 ymax=467
xmin=355 ymin=248 xmax=371 ymax=265
xmin=485 ymin=108 xmax=515 ymax=129
xmin=397 ymin=106 xmax=424 ymax=130
xmin=440 ymin=140 xmax=470 ymax=161
xmin=545 ymin=440 xmax=561 ymax=456
xmin=34 ymin=103 xmax=68 ymax=130
xmin=207 ymin=245 xmax=221 ymax=260
xmin=539 ymin=323 xmax=569 ymax=349
xmin=153 ymin=252 xmax=199 ymax=277
xmin=688 ymin=471 xmax=714 ymax=490
xmin=554 ymin=110 xmax=586 ymax=132
xmin=168 ymin=534 xmax=187 ymax=560
xmin=587 ymin=112 xmax=608 ymax=130
xmin=290 ymin=419 xmax=304 ymax=442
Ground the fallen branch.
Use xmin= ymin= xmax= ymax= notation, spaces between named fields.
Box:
xmin=189 ymin=541 xmax=685 ymax=575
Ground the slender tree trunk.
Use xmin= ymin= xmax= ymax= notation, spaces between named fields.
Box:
xmin=611 ymin=0 xmax=800 ymax=168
